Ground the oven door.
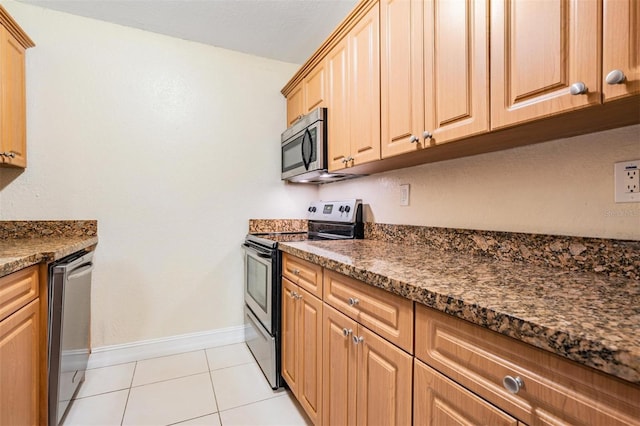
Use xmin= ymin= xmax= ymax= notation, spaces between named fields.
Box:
xmin=243 ymin=244 xmax=273 ymax=334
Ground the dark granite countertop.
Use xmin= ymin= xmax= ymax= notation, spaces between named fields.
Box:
xmin=0 ymin=221 xmax=98 ymax=278
xmin=279 ymin=239 xmax=640 ymax=385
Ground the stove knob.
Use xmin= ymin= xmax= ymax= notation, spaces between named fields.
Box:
xmin=311 ymin=207 xmax=317 ymax=212
xmin=308 ymin=207 xmax=313 ymax=212
xmin=344 ymin=206 xmax=351 ymax=213
xmin=339 ymin=206 xmax=345 ymax=212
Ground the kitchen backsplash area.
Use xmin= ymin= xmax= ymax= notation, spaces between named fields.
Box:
xmin=249 ymin=219 xmax=640 ymax=280
xmin=365 ymin=223 xmax=640 ymax=281
xmin=248 ymin=219 xmax=308 ymax=234
xmin=0 ymin=220 xmax=97 ymax=239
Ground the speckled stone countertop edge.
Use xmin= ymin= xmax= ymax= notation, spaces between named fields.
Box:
xmin=278 ymin=242 xmax=640 ymax=384
xmin=0 ymin=236 xmax=98 ymax=278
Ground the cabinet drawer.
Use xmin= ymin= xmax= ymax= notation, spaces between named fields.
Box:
xmin=415 ymin=305 xmax=640 ymax=425
xmin=414 ymin=358 xmax=518 ymax=426
xmin=282 ymin=253 xmax=323 ymax=298
xmin=0 ymin=266 xmax=38 ymax=322
xmin=323 ymin=269 xmax=413 ymax=353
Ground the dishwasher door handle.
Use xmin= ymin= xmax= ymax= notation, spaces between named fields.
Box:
xmin=67 ymin=263 xmax=94 ymax=280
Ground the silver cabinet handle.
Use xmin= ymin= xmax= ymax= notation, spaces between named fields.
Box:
xmin=352 ymin=335 xmax=364 ymax=345
xmin=423 ymin=131 xmax=433 ymax=140
xmin=606 ymin=69 xmax=626 ymax=85
xmin=347 ymin=297 xmax=359 ymax=306
xmin=569 ymin=82 xmax=587 ymax=95
xmin=342 ymin=328 xmax=352 ymax=337
xmin=409 ymin=135 xmax=419 ymax=144
xmin=503 ymin=375 xmax=524 ymax=394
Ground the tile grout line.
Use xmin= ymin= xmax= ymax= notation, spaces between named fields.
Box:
xmin=204 ymin=349 xmax=224 ymax=426
xmin=120 ymin=361 xmax=138 ymax=426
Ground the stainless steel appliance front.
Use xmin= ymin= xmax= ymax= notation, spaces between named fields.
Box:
xmin=243 ymin=243 xmax=273 ymax=334
xmin=48 ymin=251 xmax=94 ymax=426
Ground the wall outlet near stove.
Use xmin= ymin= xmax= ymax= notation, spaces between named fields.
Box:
xmin=614 ymin=160 xmax=640 ymax=203
xmin=400 ymin=184 xmax=410 ymax=206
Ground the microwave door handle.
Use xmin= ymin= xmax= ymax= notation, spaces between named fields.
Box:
xmin=301 ymin=129 xmax=312 ymax=170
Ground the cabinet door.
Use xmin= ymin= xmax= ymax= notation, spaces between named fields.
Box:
xmin=304 ymin=61 xmax=327 ymax=112
xmin=424 ymin=0 xmax=489 ymax=144
xmin=323 ymin=304 xmax=357 ymax=426
xmin=356 ymin=325 xmax=412 ymax=426
xmin=490 ymin=0 xmax=601 ymax=129
xmin=327 ymin=38 xmax=351 ymax=171
xmin=286 ymin=82 xmax=304 ymax=127
xmin=349 ymin=3 xmax=381 ymax=167
xmin=414 ymin=359 xmax=518 ymax=426
xmin=380 ymin=0 xmax=425 ymax=158
xmin=0 ymin=299 xmax=39 ymax=426
xmin=281 ymin=278 xmax=298 ymax=394
xmin=603 ymin=0 xmax=640 ymax=101
xmin=297 ymin=288 xmax=322 ymax=425
xmin=0 ymin=26 xmax=27 ymax=168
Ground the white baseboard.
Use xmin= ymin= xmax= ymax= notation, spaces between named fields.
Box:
xmin=87 ymin=325 xmax=248 ymax=369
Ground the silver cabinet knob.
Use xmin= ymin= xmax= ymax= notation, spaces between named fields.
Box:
xmin=569 ymin=82 xmax=588 ymax=95
xmin=296 ymin=293 xmax=303 ymax=300
xmin=503 ymin=375 xmax=524 ymax=394
xmin=423 ymin=131 xmax=433 ymax=140
xmin=409 ymin=135 xmax=419 ymax=144
xmin=352 ymin=335 xmax=364 ymax=345
xmin=289 ymin=290 xmax=298 ymax=299
xmin=292 ymin=269 xmax=300 ymax=276
xmin=342 ymin=328 xmax=352 ymax=337
xmin=347 ymin=297 xmax=359 ymax=306
xmin=606 ymin=69 xmax=626 ymax=85
xmin=0 ymin=152 xmax=16 ymax=158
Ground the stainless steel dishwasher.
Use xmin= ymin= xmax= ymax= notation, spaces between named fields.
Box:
xmin=48 ymin=250 xmax=94 ymax=426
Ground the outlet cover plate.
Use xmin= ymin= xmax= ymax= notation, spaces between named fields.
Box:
xmin=614 ymin=160 xmax=640 ymax=203
xmin=400 ymin=184 xmax=410 ymax=206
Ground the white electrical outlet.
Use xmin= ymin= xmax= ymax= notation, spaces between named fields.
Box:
xmin=614 ymin=160 xmax=640 ymax=203
xmin=400 ymin=184 xmax=410 ymax=206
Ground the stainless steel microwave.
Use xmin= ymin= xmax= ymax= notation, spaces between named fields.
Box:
xmin=281 ymin=107 xmax=361 ymax=184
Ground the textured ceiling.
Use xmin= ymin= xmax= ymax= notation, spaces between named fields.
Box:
xmin=18 ymin=0 xmax=358 ymax=64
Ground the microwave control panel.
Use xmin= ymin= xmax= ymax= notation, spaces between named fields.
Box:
xmin=307 ymin=199 xmax=361 ymax=223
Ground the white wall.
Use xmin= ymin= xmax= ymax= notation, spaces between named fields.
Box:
xmin=320 ymin=125 xmax=640 ymax=240
xmin=0 ymin=1 xmax=318 ymax=347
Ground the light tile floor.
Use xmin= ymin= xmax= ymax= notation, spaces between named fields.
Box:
xmin=62 ymin=343 xmax=311 ymax=426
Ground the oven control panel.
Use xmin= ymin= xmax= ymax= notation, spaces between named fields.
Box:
xmin=307 ymin=199 xmax=362 ymax=223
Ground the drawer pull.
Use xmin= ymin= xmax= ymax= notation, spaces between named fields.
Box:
xmin=352 ymin=335 xmax=364 ymax=345
xmin=292 ymin=269 xmax=300 ymax=275
xmin=348 ymin=297 xmax=360 ymax=306
xmin=342 ymin=328 xmax=352 ymax=337
xmin=289 ymin=291 xmax=298 ymax=299
xmin=503 ymin=375 xmax=524 ymax=394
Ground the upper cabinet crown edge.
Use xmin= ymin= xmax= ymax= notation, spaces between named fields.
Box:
xmin=0 ymin=5 xmax=35 ymax=49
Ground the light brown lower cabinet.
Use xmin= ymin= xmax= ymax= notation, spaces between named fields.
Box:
xmin=0 ymin=266 xmax=40 ymax=426
xmin=322 ymin=304 xmax=412 ymax=426
xmin=281 ymin=277 xmax=323 ymax=425
xmin=415 ymin=304 xmax=640 ymax=425
xmin=414 ymin=358 xmax=519 ymax=426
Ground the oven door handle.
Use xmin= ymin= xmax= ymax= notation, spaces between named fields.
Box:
xmin=242 ymin=243 xmax=273 ymax=258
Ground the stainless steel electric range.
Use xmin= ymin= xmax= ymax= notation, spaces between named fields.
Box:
xmin=242 ymin=199 xmax=363 ymax=388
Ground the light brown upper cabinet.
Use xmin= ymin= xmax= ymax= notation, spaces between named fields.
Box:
xmin=0 ymin=6 xmax=34 ymax=169
xmin=603 ymin=0 xmax=640 ymax=102
xmin=381 ymin=0 xmax=489 ymax=158
xmin=286 ymin=61 xmax=328 ymax=128
xmin=327 ymin=3 xmax=380 ymax=172
xmin=286 ymin=82 xmax=305 ymax=128
xmin=490 ymin=0 xmax=601 ymax=129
